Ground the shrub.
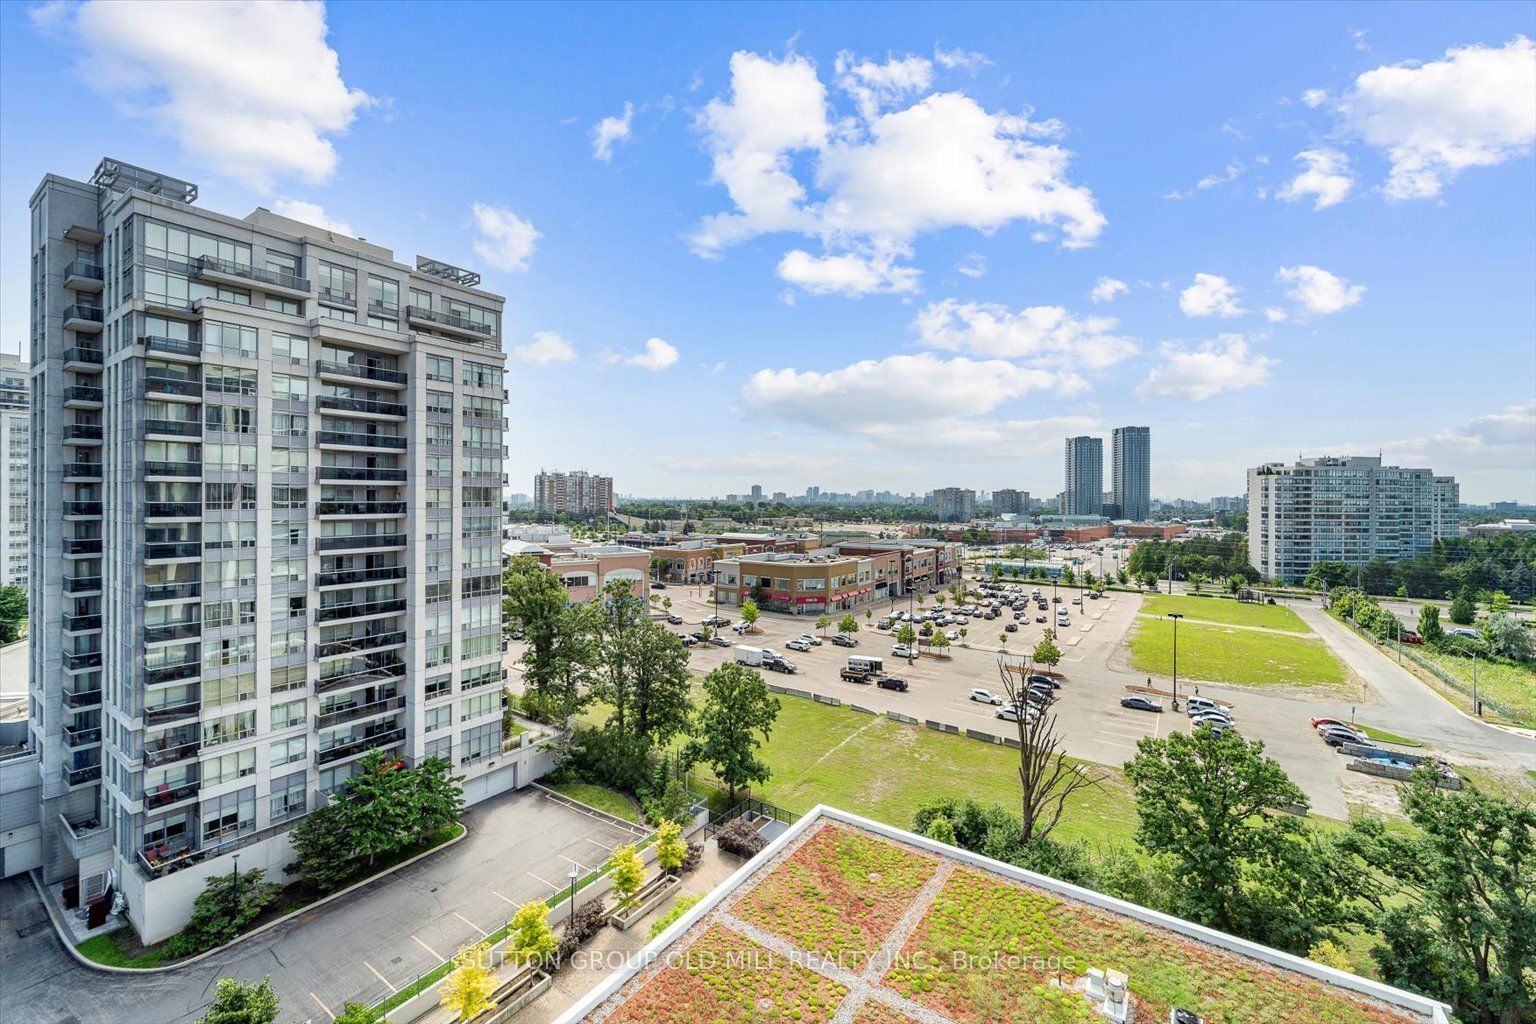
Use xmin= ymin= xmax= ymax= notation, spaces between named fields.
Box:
xmin=655 ymin=820 xmax=687 ymax=874
xmin=563 ymin=727 xmax=652 ymax=793
xmin=440 ymin=942 xmax=495 ymax=1022
xmin=197 ymin=977 xmax=280 ymax=1024
xmin=680 ymin=839 xmax=703 ymax=873
xmin=647 ymin=893 xmax=704 ymax=941
xmin=715 ymin=819 xmax=766 ymax=858
xmin=642 ymin=777 xmax=694 ymax=827
xmin=555 ymin=897 xmax=608 ymax=964
xmin=508 ymin=899 xmax=558 ymax=967
xmin=332 ymin=1002 xmax=379 ymax=1024
xmin=607 ymin=843 xmax=647 ymax=911
xmin=165 ymin=868 xmax=281 ymax=958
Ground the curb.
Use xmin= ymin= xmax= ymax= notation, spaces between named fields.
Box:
xmin=37 ymin=822 xmax=469 ymax=975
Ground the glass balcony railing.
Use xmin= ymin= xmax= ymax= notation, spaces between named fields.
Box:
xmin=316 ymin=501 xmax=406 ymax=517
xmin=145 ymin=501 xmax=201 ymax=518
xmin=64 ymin=385 xmax=104 ymax=404
xmin=64 ymin=650 xmax=103 ymax=671
xmin=315 ymin=661 xmax=406 ymax=694
xmin=316 ymin=430 xmax=406 ymax=450
xmin=145 ymin=581 xmax=201 ymax=602
xmin=145 ymin=375 xmax=202 ymax=397
xmin=66 ymin=764 xmax=102 ymax=787
xmin=64 ymin=259 xmax=104 ymax=282
xmin=197 ymin=255 xmax=311 ymax=294
xmin=145 ymin=541 xmax=200 ymax=560
xmin=63 ymin=462 xmax=101 ymax=478
xmin=64 ymin=501 xmax=103 ymax=517
xmin=316 ymin=726 xmax=405 ymax=766
xmin=144 ymin=701 xmax=200 ymax=727
xmin=145 ymin=781 xmax=200 ymax=809
xmin=65 ymin=537 xmax=103 ymax=555
xmin=144 ymin=460 xmax=202 ymax=477
xmin=318 ymin=286 xmax=357 ymax=306
xmin=144 ymin=419 xmax=202 ymax=438
xmin=315 ymin=598 xmax=406 ymax=623
xmin=316 ymin=395 xmax=408 ymax=417
xmin=144 ymin=621 xmax=200 ymax=644
xmin=315 ymin=565 xmax=406 ymax=588
xmin=144 ymin=662 xmax=199 ymax=686
xmin=316 ymin=695 xmax=405 ymax=730
xmin=316 ymin=533 xmax=406 ymax=553
xmin=141 ymin=335 xmax=202 ymax=358
xmin=406 ymin=305 xmax=494 ymax=337
xmin=63 ymin=575 xmax=101 ymax=594
xmin=63 ymin=346 xmax=104 ymax=365
xmin=64 ymin=688 xmax=102 ymax=709
xmin=143 ymin=740 xmax=200 ymax=768
xmin=64 ymin=725 xmax=102 ymax=748
xmin=65 ymin=423 xmax=103 ymax=441
xmin=63 ymin=614 xmax=102 ymax=633
xmin=314 ymin=360 xmax=407 ymax=386
xmin=315 ymin=465 xmax=407 ymax=483
xmin=315 ymin=631 xmax=406 ymax=659
xmin=62 ymin=303 xmax=104 ymax=324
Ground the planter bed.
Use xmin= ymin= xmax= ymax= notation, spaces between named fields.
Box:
xmin=611 ymin=873 xmax=681 ymax=931
xmin=461 ymin=964 xmax=553 ymax=1024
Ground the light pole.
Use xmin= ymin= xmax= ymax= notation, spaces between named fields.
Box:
xmin=231 ymin=853 xmax=241 ymax=923
xmin=1167 ymin=612 xmax=1183 ymax=711
xmin=566 ymin=866 xmax=580 ymax=932
xmin=1446 ymin=636 xmax=1481 ymax=717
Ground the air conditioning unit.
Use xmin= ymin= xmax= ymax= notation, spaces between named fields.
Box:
xmin=1171 ymin=1011 xmax=1205 ymax=1024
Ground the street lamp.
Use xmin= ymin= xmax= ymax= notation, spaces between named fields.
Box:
xmin=231 ymin=853 xmax=241 ymax=923
xmin=1445 ymin=636 xmax=1482 ymax=717
xmin=1167 ymin=612 xmax=1183 ymax=711
xmin=566 ymin=866 xmax=580 ymax=932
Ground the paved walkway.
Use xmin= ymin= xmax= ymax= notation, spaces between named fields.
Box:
xmin=2 ymin=787 xmax=640 ymax=1024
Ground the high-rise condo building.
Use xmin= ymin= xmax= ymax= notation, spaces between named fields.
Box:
xmin=533 ymin=469 xmax=613 ymax=515
xmin=0 ymin=352 xmax=28 ymax=586
xmin=28 ymin=158 xmax=525 ymax=943
xmin=991 ymin=488 xmax=1027 ymax=515
xmin=1061 ymin=436 xmax=1104 ymax=516
xmin=1111 ymin=426 xmax=1150 ymax=522
xmin=1247 ymin=456 xmax=1460 ymax=583
xmin=932 ymin=487 xmax=977 ymax=522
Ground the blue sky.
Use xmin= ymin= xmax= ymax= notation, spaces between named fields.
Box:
xmin=3 ymin=1 xmax=1533 ymax=502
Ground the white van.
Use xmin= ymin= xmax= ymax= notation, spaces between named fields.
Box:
xmin=847 ymin=655 xmax=884 ymax=675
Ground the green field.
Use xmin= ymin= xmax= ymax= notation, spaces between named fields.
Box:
xmin=1128 ymin=618 xmax=1349 ymax=689
xmin=547 ymin=780 xmax=643 ymax=822
xmin=690 ymin=695 xmax=1142 ymax=848
xmin=1140 ymin=594 xmax=1310 ymax=633
xmin=1410 ymin=647 xmax=1536 ymax=727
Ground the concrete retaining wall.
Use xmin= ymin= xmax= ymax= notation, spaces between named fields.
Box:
xmin=846 ymin=704 xmax=876 ymax=715
xmin=885 ymin=711 xmax=918 ymax=724
xmin=812 ymin=694 xmax=841 ymax=707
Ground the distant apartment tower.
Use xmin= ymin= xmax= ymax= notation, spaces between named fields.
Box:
xmin=534 ymin=469 xmax=613 ymax=515
xmin=1247 ymin=456 xmax=1460 ymax=583
xmin=1111 ymin=426 xmax=1151 ymax=522
xmin=1062 ymin=436 xmax=1103 ymax=516
xmin=0 ymin=352 xmax=28 ymax=586
xmin=992 ymin=488 xmax=1027 ymax=515
xmin=28 ymin=159 xmax=519 ymax=943
xmin=932 ymin=487 xmax=977 ymax=522
xmin=749 ymin=484 xmax=764 ymax=503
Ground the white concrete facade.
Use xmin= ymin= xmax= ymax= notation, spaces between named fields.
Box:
xmin=0 ymin=353 xmax=27 ymax=587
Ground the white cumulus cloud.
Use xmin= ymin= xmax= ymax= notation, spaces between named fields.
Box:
xmin=913 ymin=299 xmax=1137 ymax=370
xmin=1089 ymin=277 xmax=1127 ymax=303
xmin=1277 ymin=149 xmax=1354 ymax=209
xmin=272 ymin=200 xmax=354 ymax=236
xmin=776 ymin=250 xmax=920 ymax=297
xmin=592 ymin=101 xmax=634 ymax=162
xmin=834 ymin=51 xmax=934 ymax=120
xmin=36 ymin=0 xmax=371 ymax=191
xmin=1277 ymin=265 xmax=1365 ymax=315
xmin=617 ymin=337 xmax=679 ymax=371
xmin=1301 ymin=88 xmax=1329 ymax=108
xmin=1137 ymin=335 xmax=1275 ymax=401
xmin=512 ymin=331 xmax=576 ymax=365
xmin=956 ymin=253 xmax=987 ymax=278
xmin=470 ymin=203 xmax=540 ymax=272
xmin=1179 ymin=273 xmax=1245 ymax=318
xmin=1338 ymin=36 xmax=1536 ymax=200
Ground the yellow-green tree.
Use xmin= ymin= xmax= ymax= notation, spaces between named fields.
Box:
xmin=608 ymin=843 xmax=647 ymax=911
xmin=508 ymin=900 xmax=558 ymax=967
xmin=655 ymin=819 xmax=687 ymax=874
xmin=740 ymin=600 xmax=760 ymax=632
xmin=440 ymin=942 xmax=495 ymax=1022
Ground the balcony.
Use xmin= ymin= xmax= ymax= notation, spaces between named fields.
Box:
xmin=63 ymin=462 xmax=102 ymax=481
xmin=142 ymin=740 xmax=200 ymax=768
xmin=316 ymin=598 xmax=406 ymax=623
xmin=315 ymin=661 xmax=406 ymax=694
xmin=64 ymin=687 xmax=103 ymax=710
xmin=144 ymin=661 xmax=199 ymax=686
xmin=316 ymin=395 xmax=407 ymax=418
xmin=316 ymin=465 xmax=407 ymax=483
xmin=60 ymin=813 xmax=112 ymax=860
xmin=63 ymin=575 xmax=102 ymax=595
xmin=145 ymin=418 xmax=201 ymax=439
xmin=64 ymin=423 xmax=103 ymax=442
xmin=315 ymin=360 xmax=407 ymax=389
xmin=66 ymin=764 xmax=103 ymax=788
xmin=146 ymin=541 xmax=200 ymax=561
xmin=63 ymin=346 xmax=104 ymax=370
xmin=144 ymin=375 xmax=202 ymax=399
xmin=145 ymin=460 xmax=202 ymax=478
xmin=63 ymin=385 xmax=104 ymax=408
xmin=64 ymin=259 xmax=105 ymax=293
xmin=64 ymin=501 xmax=103 ymax=518
xmin=145 ymin=501 xmax=201 ymax=519
xmin=318 ymin=286 xmax=357 ymax=307
xmin=316 ymin=430 xmax=406 ymax=451
xmin=316 ymin=565 xmax=406 ymax=589
xmin=315 ymin=630 xmax=406 ymax=660
xmin=316 ymin=501 xmax=406 ymax=517
xmin=406 ymin=305 xmax=495 ymax=341
xmin=145 ymin=581 xmax=200 ymax=602
xmin=367 ymin=299 xmax=400 ymax=317
xmin=145 ymin=621 xmax=200 ymax=644
xmin=141 ymin=335 xmax=203 ymax=361
xmin=315 ymin=726 xmax=405 ymax=766
xmin=196 ymin=255 xmax=311 ymax=299
xmin=64 ymin=725 xmax=102 ymax=749
xmin=317 ymin=694 xmax=405 ymax=730
xmin=63 ymin=304 xmax=104 ymax=333
xmin=144 ymin=700 xmax=200 ymax=727
xmin=316 ymin=533 xmax=406 ymax=553
xmin=63 ymin=613 xmax=102 ymax=634
xmin=64 ymin=224 xmax=104 ymax=245
xmin=64 ymin=537 xmax=103 ymax=556
xmin=144 ymin=780 xmax=200 ymax=810
xmin=64 ymin=650 xmax=102 ymax=671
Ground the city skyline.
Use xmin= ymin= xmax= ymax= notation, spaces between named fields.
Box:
xmin=0 ymin=2 xmax=1533 ymax=503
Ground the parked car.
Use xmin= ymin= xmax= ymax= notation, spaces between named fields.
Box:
xmin=1028 ymin=674 xmax=1061 ymax=688
xmin=1035 ymin=614 xmax=1047 ymax=623
xmin=1004 ymin=622 xmax=1018 ymax=632
xmin=970 ymin=688 xmax=1004 ymax=705
xmin=1310 ymin=716 xmax=1353 ymax=730
xmin=876 ymin=676 xmax=909 ymax=692
xmin=1191 ymin=711 xmax=1235 ymax=729
xmin=732 ymin=622 xmax=752 ymax=634
xmin=689 ymin=631 xmax=708 ymax=642
xmin=997 ymin=704 xmax=1038 ymax=722
xmin=666 ymin=615 xmax=684 ymax=625
xmin=679 ymin=635 xmax=698 ymax=646
xmin=703 ymin=615 xmax=731 ymax=627
xmin=1191 ymin=708 xmax=1234 ymax=726
xmin=1072 ymin=597 xmax=1083 ymax=606
xmin=891 ymin=644 xmax=915 ymax=659
xmin=1448 ymin=627 xmax=1480 ymax=639
xmin=877 ymin=618 xmax=892 ymax=630
xmin=1318 ymin=725 xmax=1366 ymax=747
xmin=1186 ymin=696 xmax=1230 ymax=716
xmin=797 ymin=633 xmax=823 ymax=646
xmin=832 ymin=634 xmax=858 ymax=647
xmin=786 ymin=639 xmax=812 ymax=652
xmin=1027 ymin=683 xmax=1056 ymax=701
xmin=1121 ymin=695 xmax=1163 ymax=713
xmin=650 ymin=581 xmax=667 ymax=589
xmin=1401 ymin=631 xmax=1424 ymax=646
xmin=706 ymin=636 xmax=732 ymax=648
xmin=763 ymin=657 xmax=797 ymax=674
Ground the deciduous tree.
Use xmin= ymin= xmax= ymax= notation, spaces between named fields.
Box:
xmin=996 ymin=659 xmax=1103 ymax=846
xmin=508 ymin=900 xmax=558 ymax=966
xmin=440 ymin=943 xmax=496 ymax=1022
xmin=607 ymin=843 xmax=647 ymax=911
xmin=197 ymin=977 xmax=280 ymax=1024
xmin=681 ymin=663 xmax=780 ymax=805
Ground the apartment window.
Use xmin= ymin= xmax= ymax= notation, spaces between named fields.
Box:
xmin=270 ymin=556 xmax=305 ymax=584
xmin=205 ymin=443 xmax=257 ymax=472
xmin=270 ymin=773 xmax=307 ymax=822
xmin=425 ymin=737 xmax=452 ymax=761
xmin=427 ymin=423 xmax=453 ymax=446
xmin=273 ymin=374 xmax=309 ymax=401
xmin=462 ymin=603 xmax=498 ymax=633
xmin=461 ymin=663 xmax=499 ymax=691
xmin=272 ymin=332 xmax=308 ymax=364
xmin=459 ymin=691 xmax=497 ymax=722
xmin=202 ymin=710 xmax=256 ymax=748
xmin=204 ymin=405 xmax=255 ymax=435
xmin=204 ymin=321 xmax=256 ymax=358
xmin=203 ymin=600 xmax=255 ymax=629
xmin=461 ymin=572 xmax=499 ymax=597
xmin=206 ymin=365 xmax=257 ymax=396
xmin=462 ymin=486 xmax=497 ymax=509
xmin=461 ymin=633 xmax=499 ymax=660
xmin=201 ymin=787 xmax=255 ymax=841
xmin=204 ymin=521 xmax=256 ymax=551
xmin=203 ymin=634 xmax=255 ymax=669
xmin=204 ymin=673 xmax=255 ymax=707
xmin=205 ymin=482 xmax=256 ymax=511
xmin=273 ymin=412 xmax=308 ymax=439
xmin=425 ymin=706 xmax=451 ymax=733
xmin=144 ymin=220 xmax=251 ymax=267
xmin=426 ymin=455 xmax=453 ymax=477
xmin=320 ymin=305 xmax=358 ymax=323
xmin=410 ymin=288 xmax=432 ymax=310
xmin=425 ymin=355 xmax=453 ymax=382
xmin=266 ymin=295 xmax=301 ymax=317
xmin=460 ymin=723 xmax=498 ymax=764
xmin=202 ymin=747 xmax=256 ymax=786
xmin=426 ymin=581 xmax=451 ymax=604
xmin=270 ymin=736 xmax=306 ymax=768
xmin=425 ymin=609 xmax=451 ymax=638
xmin=425 ymin=673 xmax=452 ymax=700
xmin=425 ymin=549 xmax=450 ymax=572
xmin=317 ymin=263 xmax=357 ymax=301
xmin=426 ymin=390 xmax=453 ymax=415
xmin=271 ymin=665 xmax=307 ymax=694
xmin=273 ymin=627 xmax=307 ymax=657
xmin=426 ymin=486 xmax=452 ymax=510
xmin=273 ymin=448 xmax=308 ymax=474
xmin=270 ymin=699 xmax=306 ymax=731
xmin=367 ymin=314 xmax=397 ymax=331
xmin=425 ymin=640 xmax=452 ymax=668
xmin=273 ymin=485 xmax=308 ymax=509
xmin=461 ymin=360 xmax=502 ymax=389
xmin=367 ymin=276 xmax=399 ymax=312
xmin=272 ymin=593 xmax=306 ymax=620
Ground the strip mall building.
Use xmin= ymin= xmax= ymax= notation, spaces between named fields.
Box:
xmin=711 ymin=540 xmax=962 ymax=615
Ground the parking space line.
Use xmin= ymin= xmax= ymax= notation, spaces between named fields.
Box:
xmin=490 ymin=889 xmax=520 ymax=906
xmin=583 ymin=836 xmax=616 ymax=852
xmin=362 ymin=960 xmax=396 ymax=993
xmin=558 ymin=853 xmax=591 ymax=873
xmin=526 ymin=869 xmax=561 ymax=889
xmin=309 ymin=992 xmax=335 ymax=1021
xmin=411 ymin=934 xmax=443 ymax=960
xmin=453 ymin=910 xmax=485 ymax=934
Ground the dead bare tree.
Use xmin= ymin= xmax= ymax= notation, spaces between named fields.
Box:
xmin=996 ymin=656 xmax=1106 ymax=845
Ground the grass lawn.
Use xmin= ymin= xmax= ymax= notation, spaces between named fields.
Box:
xmin=1410 ymin=647 xmax=1536 ymax=727
xmin=547 ymin=779 xmax=644 ymax=823
xmin=1128 ymin=618 xmax=1349 ymax=689
xmin=76 ymin=931 xmax=168 ymax=969
xmin=690 ymin=695 xmax=1141 ymax=849
xmin=1140 ymin=594 xmax=1310 ymax=633
xmin=1355 ymin=724 xmax=1422 ymax=748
